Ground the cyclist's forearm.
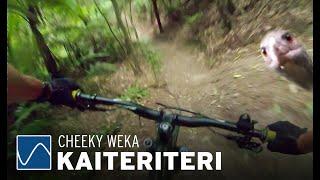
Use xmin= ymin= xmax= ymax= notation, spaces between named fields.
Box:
xmin=7 ymin=64 xmax=43 ymax=105
xmin=297 ymin=131 xmax=313 ymax=153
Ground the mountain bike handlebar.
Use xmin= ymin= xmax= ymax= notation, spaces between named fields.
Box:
xmin=72 ymin=90 xmax=276 ymax=148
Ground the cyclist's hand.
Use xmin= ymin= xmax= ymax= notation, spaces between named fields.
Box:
xmin=267 ymin=121 xmax=307 ymax=155
xmin=37 ymin=78 xmax=81 ymax=108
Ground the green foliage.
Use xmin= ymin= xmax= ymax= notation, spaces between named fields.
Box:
xmin=120 ymin=84 xmax=149 ymax=102
xmin=161 ymin=0 xmax=181 ymax=15
xmin=145 ymin=50 xmax=161 ymax=74
xmin=13 ymin=103 xmax=49 ymax=128
xmin=86 ymin=62 xmax=118 ymax=77
xmin=98 ymin=122 xmax=122 ymax=136
xmin=133 ymin=0 xmax=151 ymax=15
xmin=139 ymin=41 xmax=162 ymax=75
xmin=304 ymin=102 xmax=313 ymax=119
xmin=307 ymin=102 xmax=313 ymax=114
xmin=18 ymin=119 xmax=52 ymax=134
xmin=185 ymin=12 xmax=203 ymax=25
xmin=7 ymin=12 xmax=46 ymax=78
xmin=7 ymin=0 xmax=136 ymax=78
xmin=272 ymin=104 xmax=282 ymax=114
xmin=7 ymin=103 xmax=65 ymax=163
xmin=8 ymin=103 xmax=52 ymax=146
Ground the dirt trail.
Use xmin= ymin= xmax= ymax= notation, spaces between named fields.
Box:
xmin=52 ymin=23 xmax=313 ymax=180
xmin=135 ymin=25 xmax=313 ymax=179
xmin=155 ymin=37 xmax=211 ymax=107
xmin=54 ymin=27 xmax=312 ymax=179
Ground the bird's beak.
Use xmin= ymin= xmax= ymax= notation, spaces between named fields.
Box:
xmin=268 ymin=42 xmax=281 ymax=68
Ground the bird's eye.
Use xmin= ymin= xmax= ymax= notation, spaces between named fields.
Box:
xmin=261 ymin=47 xmax=267 ymax=56
xmin=282 ymin=32 xmax=293 ymax=42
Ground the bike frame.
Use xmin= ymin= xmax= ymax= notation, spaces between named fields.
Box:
xmin=144 ymin=110 xmax=181 ymax=180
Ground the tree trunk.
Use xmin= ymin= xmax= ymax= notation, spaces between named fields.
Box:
xmin=110 ymin=0 xmax=132 ymax=53
xmin=124 ymin=11 xmax=132 ymax=42
xmin=129 ymin=0 xmax=140 ymax=41
xmin=93 ymin=0 xmax=127 ymax=56
xmin=150 ymin=4 xmax=154 ymax=24
xmin=111 ymin=0 xmax=142 ymax=75
xmin=152 ymin=0 xmax=164 ymax=33
xmin=81 ymin=17 xmax=99 ymax=53
xmin=27 ymin=6 xmax=59 ymax=78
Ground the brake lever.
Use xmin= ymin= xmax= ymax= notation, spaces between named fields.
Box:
xmin=226 ymin=134 xmax=263 ymax=153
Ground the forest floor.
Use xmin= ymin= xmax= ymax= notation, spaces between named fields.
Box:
xmin=6 ymin=1 xmax=313 ymax=180
xmin=47 ymin=20 xmax=313 ymax=179
xmin=132 ymin=22 xmax=313 ymax=179
xmin=42 ymin=8 xmax=313 ymax=180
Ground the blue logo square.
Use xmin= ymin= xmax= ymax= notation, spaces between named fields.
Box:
xmin=16 ymin=135 xmax=52 ymax=170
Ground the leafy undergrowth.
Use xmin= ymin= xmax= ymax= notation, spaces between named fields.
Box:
xmin=172 ymin=0 xmax=313 ymax=67
xmin=139 ymin=41 xmax=162 ymax=76
xmin=7 ymin=40 xmax=161 ymax=169
xmin=7 ymin=40 xmax=160 ymax=129
xmin=86 ymin=62 xmax=118 ymax=77
xmin=120 ymin=84 xmax=150 ymax=102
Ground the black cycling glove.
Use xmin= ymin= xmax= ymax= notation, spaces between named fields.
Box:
xmin=36 ymin=78 xmax=81 ymax=108
xmin=267 ymin=121 xmax=307 ymax=155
